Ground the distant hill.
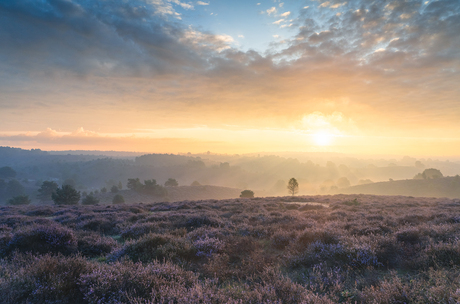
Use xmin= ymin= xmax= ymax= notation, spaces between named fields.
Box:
xmin=341 ymin=176 xmax=460 ymax=198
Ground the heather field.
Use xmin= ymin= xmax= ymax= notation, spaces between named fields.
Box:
xmin=2 ymin=194 xmax=460 ymax=303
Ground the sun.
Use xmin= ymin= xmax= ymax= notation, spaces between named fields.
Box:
xmin=312 ymin=131 xmax=334 ymax=146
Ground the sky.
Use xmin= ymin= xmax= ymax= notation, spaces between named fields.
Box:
xmin=0 ymin=0 xmax=459 ymax=156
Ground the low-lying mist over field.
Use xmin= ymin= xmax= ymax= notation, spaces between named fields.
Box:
xmin=1 ymin=146 xmax=460 ymax=206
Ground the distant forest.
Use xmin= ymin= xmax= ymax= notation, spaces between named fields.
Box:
xmin=1 ymin=146 xmax=460 ymax=204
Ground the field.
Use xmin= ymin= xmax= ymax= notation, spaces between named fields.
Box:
xmin=2 ymin=194 xmax=460 ymax=303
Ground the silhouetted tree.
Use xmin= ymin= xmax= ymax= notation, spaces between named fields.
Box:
xmin=7 ymin=195 xmax=31 ymax=205
xmin=336 ymin=177 xmax=351 ymax=188
xmin=422 ymin=168 xmax=443 ymax=179
xmin=6 ymin=179 xmax=25 ymax=198
xmin=52 ymin=185 xmax=80 ymax=205
xmin=37 ymin=181 xmax=58 ymax=201
xmin=110 ymin=185 xmax=119 ymax=193
xmin=118 ymin=181 xmax=123 ymax=190
xmin=144 ymin=179 xmax=167 ymax=196
xmin=191 ymin=181 xmax=201 ymax=186
xmin=240 ymin=190 xmax=255 ymax=198
xmin=287 ymin=178 xmax=299 ymax=196
xmin=112 ymin=194 xmax=125 ymax=204
xmin=101 ymin=187 xmax=107 ymax=193
xmin=63 ymin=178 xmax=76 ymax=188
xmin=82 ymin=194 xmax=99 ymax=205
xmin=0 ymin=166 xmax=16 ymax=179
xmin=127 ymin=178 xmax=143 ymax=191
xmin=165 ymin=178 xmax=178 ymax=187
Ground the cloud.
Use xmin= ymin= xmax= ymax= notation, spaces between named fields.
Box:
xmin=273 ymin=19 xmax=285 ymax=25
xmin=266 ymin=7 xmax=277 ymax=15
xmin=0 ymin=0 xmax=460 ymax=153
xmin=280 ymin=11 xmax=291 ymax=17
xmin=169 ymin=0 xmax=194 ymax=10
xmin=197 ymin=1 xmax=209 ymax=5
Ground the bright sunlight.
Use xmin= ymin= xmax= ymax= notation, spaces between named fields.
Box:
xmin=312 ymin=131 xmax=334 ymax=146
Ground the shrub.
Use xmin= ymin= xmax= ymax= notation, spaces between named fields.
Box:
xmin=296 ymin=229 xmax=340 ymax=249
xmin=7 ymin=195 xmax=31 ymax=205
xmin=342 ymin=198 xmax=360 ymax=206
xmin=0 ymin=253 xmax=93 ymax=303
xmin=194 ymin=236 xmax=224 ymax=258
xmin=185 ymin=215 xmax=222 ymax=231
xmin=81 ymin=194 xmax=99 ymax=205
xmin=78 ymin=260 xmax=198 ymax=303
xmin=100 ymin=187 xmax=107 ymax=193
xmin=165 ymin=178 xmax=179 ymax=187
xmin=271 ymin=229 xmax=296 ymax=250
xmin=288 ymin=241 xmax=380 ymax=270
xmin=76 ymin=232 xmax=118 ymax=257
xmin=121 ymin=222 xmax=159 ymax=240
xmin=76 ymin=217 xmax=120 ymax=235
xmin=4 ymin=224 xmax=77 ymax=256
xmin=240 ymin=190 xmax=255 ymax=198
xmin=112 ymin=194 xmax=125 ymax=204
xmin=396 ymin=228 xmax=423 ymax=245
xmin=116 ymin=233 xmax=196 ymax=263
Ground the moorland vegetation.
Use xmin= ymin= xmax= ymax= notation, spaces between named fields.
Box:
xmin=1 ymin=194 xmax=460 ymax=303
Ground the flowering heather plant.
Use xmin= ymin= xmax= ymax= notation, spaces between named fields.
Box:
xmin=1 ymin=195 xmax=460 ymax=302
xmin=76 ymin=231 xmax=119 ymax=257
xmin=115 ymin=233 xmax=197 ymax=263
xmin=121 ymin=222 xmax=160 ymax=240
xmin=0 ymin=253 xmax=94 ymax=303
xmin=76 ymin=217 xmax=120 ymax=235
xmin=193 ymin=236 xmax=224 ymax=258
xmin=4 ymin=224 xmax=77 ymax=256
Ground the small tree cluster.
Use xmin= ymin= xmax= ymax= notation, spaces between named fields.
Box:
xmin=127 ymin=178 xmax=167 ymax=197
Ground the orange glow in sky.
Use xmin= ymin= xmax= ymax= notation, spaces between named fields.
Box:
xmin=0 ymin=0 xmax=459 ymax=157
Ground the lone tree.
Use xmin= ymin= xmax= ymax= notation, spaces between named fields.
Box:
xmin=287 ymin=178 xmax=299 ymax=196
xmin=422 ymin=168 xmax=443 ymax=179
xmin=52 ymin=185 xmax=80 ymax=205
xmin=240 ymin=190 xmax=255 ymax=198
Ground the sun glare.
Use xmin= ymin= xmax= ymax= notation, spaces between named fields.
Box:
xmin=312 ymin=131 xmax=333 ymax=146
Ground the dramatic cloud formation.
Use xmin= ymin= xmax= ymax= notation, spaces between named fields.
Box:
xmin=0 ymin=0 xmax=459 ymax=155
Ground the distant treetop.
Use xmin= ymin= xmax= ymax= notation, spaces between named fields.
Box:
xmin=0 ymin=166 xmax=16 ymax=179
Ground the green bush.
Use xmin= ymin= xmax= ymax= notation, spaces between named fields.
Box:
xmin=112 ymin=194 xmax=125 ymax=204
xmin=240 ymin=190 xmax=255 ymax=198
xmin=7 ymin=195 xmax=31 ymax=205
